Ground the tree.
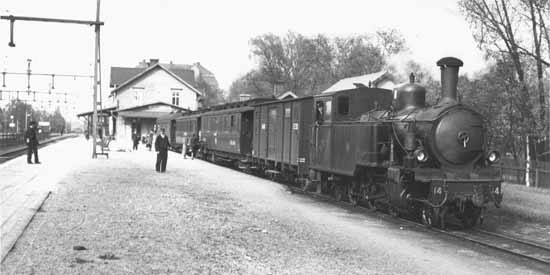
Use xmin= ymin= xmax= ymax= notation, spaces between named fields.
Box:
xmin=244 ymin=30 xmax=406 ymax=98
xmin=50 ymin=107 xmax=66 ymax=133
xmin=227 ymin=70 xmax=274 ymax=102
xmin=332 ymin=35 xmax=386 ymax=80
xmin=459 ymin=0 xmax=548 ymax=134
xmin=196 ymin=78 xmax=224 ymax=107
xmin=250 ymin=32 xmax=335 ymax=96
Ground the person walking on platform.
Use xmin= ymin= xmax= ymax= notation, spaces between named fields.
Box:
xmin=132 ymin=130 xmax=139 ymax=151
xmin=25 ymin=121 xmax=40 ymax=164
xmin=190 ymin=133 xmax=199 ymax=160
xmin=182 ymin=136 xmax=188 ymax=159
xmin=155 ymin=128 xmax=170 ymax=172
xmin=147 ymin=129 xmax=154 ymax=151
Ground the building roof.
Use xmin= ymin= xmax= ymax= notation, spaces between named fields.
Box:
xmin=109 ymin=63 xmax=203 ymax=96
xmin=276 ymin=91 xmax=298 ymax=100
xmin=110 ymin=64 xmax=195 ymax=88
xmin=321 ymin=71 xmax=393 ymax=94
xmin=76 ymin=102 xmax=188 ymax=118
xmin=76 ymin=106 xmax=117 ymax=117
xmin=116 ymin=101 xmax=189 ymax=113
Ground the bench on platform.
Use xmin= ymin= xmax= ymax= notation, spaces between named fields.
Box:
xmin=96 ymin=137 xmax=111 ymax=158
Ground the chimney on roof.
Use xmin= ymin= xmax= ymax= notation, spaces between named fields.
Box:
xmin=149 ymin=59 xmax=159 ymax=66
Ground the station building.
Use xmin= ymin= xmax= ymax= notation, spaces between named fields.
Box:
xmin=78 ymin=59 xmax=218 ymax=148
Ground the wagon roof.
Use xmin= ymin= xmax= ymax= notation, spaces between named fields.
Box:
xmin=252 ymin=95 xmax=314 ymax=106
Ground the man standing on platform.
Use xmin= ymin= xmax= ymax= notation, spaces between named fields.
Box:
xmin=132 ymin=130 xmax=139 ymax=151
xmin=25 ymin=121 xmax=40 ymax=164
xmin=154 ymin=128 xmax=170 ymax=172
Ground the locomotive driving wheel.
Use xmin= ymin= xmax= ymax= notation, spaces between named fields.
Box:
xmin=347 ymin=180 xmax=360 ymax=205
xmin=421 ymin=207 xmax=434 ymax=228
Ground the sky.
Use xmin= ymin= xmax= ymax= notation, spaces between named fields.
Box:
xmin=0 ymin=0 xmax=487 ymax=120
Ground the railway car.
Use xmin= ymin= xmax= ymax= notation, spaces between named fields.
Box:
xmin=201 ymin=98 xmax=271 ymax=162
xmin=251 ymin=96 xmax=314 ymax=182
xmin=174 ymin=112 xmax=201 ymax=153
xmin=156 ymin=112 xmax=184 ymax=150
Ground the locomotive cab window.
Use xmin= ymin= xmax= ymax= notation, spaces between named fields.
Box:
xmin=315 ymin=101 xmax=324 ymax=122
xmin=323 ymin=100 xmax=332 ymax=121
xmin=337 ymin=96 xmax=349 ymax=115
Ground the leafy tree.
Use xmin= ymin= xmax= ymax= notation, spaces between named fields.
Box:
xmin=241 ymin=29 xmax=406 ymax=99
xmin=227 ymin=70 xmax=274 ymax=102
xmin=196 ymin=78 xmax=224 ymax=107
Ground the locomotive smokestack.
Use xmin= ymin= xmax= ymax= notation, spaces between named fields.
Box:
xmin=436 ymin=57 xmax=463 ymax=103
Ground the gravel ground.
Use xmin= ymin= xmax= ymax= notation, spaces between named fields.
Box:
xmin=1 ymin=142 xmax=546 ymax=274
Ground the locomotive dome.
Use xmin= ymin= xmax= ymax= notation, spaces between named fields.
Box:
xmin=394 ymin=73 xmax=426 ymax=111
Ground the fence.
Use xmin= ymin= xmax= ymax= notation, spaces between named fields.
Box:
xmin=0 ymin=132 xmax=58 ymax=149
xmin=497 ymin=160 xmax=550 ymax=189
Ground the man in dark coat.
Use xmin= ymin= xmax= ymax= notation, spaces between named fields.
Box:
xmin=154 ymin=128 xmax=170 ymax=172
xmin=25 ymin=121 xmax=40 ymax=164
xmin=132 ymin=130 xmax=139 ymax=151
xmin=190 ymin=133 xmax=200 ymax=160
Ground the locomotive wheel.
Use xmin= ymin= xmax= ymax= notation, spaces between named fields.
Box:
xmin=421 ymin=207 xmax=434 ymax=228
xmin=347 ymin=180 xmax=359 ymax=205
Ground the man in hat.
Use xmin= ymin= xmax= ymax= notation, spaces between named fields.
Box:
xmin=154 ymin=128 xmax=170 ymax=172
xmin=25 ymin=121 xmax=40 ymax=164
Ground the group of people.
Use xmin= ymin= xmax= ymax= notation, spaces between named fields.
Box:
xmin=131 ymin=128 xmax=200 ymax=173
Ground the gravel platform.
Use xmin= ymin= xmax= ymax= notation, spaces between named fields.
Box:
xmin=1 ymin=147 xmax=545 ymax=274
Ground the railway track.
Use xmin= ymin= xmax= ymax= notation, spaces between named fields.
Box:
xmin=282 ymin=183 xmax=550 ymax=266
xmin=438 ymin=228 xmax=550 ymax=265
xmin=0 ymin=135 xmax=77 ymax=164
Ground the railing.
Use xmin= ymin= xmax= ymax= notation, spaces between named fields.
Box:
xmin=496 ymin=164 xmax=550 ymax=189
xmin=0 ymin=132 xmax=59 ymax=148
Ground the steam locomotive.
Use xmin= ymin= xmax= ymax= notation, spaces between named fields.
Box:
xmin=160 ymin=57 xmax=503 ymax=228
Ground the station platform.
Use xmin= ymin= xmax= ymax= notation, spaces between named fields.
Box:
xmin=0 ymin=136 xmax=89 ymax=261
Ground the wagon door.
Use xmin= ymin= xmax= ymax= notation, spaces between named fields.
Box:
xmin=267 ymin=106 xmax=278 ymax=160
xmin=283 ymin=103 xmax=292 ymax=164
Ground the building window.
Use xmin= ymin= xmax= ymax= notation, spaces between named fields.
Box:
xmin=172 ymin=92 xmax=180 ymax=106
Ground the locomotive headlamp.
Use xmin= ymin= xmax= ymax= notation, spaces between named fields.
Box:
xmin=415 ymin=149 xmax=428 ymax=162
xmin=487 ymin=151 xmax=500 ymax=164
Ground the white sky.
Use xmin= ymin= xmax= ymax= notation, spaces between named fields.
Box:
xmin=0 ymin=0 xmax=487 ymax=119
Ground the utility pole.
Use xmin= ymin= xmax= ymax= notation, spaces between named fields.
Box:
xmin=91 ymin=0 xmax=101 ymax=158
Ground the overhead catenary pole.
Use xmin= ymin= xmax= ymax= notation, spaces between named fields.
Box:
xmin=92 ymin=0 xmax=101 ymax=158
